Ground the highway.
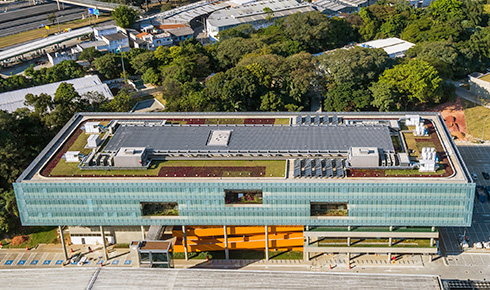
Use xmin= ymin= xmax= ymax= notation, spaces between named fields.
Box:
xmin=0 ymin=26 xmax=93 ymax=61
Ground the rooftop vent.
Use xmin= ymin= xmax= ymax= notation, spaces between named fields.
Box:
xmin=207 ymin=130 xmax=232 ymax=146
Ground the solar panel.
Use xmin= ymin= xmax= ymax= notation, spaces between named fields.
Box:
xmin=305 ymin=115 xmax=311 ymax=126
xmin=293 ymin=158 xmax=301 ymax=177
xmin=296 ymin=115 xmax=302 ymax=126
xmin=314 ymin=115 xmax=320 ymax=126
xmin=315 ymin=158 xmax=323 ymax=177
xmin=304 ymin=159 xmax=312 ymax=177
xmin=335 ymin=158 xmax=344 ymax=177
xmin=325 ymin=158 xmax=333 ymax=177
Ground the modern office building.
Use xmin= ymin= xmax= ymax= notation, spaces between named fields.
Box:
xmin=14 ymin=112 xmax=474 ymax=262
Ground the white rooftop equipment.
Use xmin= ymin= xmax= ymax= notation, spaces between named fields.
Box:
xmin=207 ymin=130 xmax=232 ymax=146
xmin=113 ymin=147 xmax=147 ymax=167
xmin=86 ymin=135 xmax=101 ymax=149
xmin=83 ymin=122 xmax=101 ymax=134
xmin=64 ymin=151 xmax=81 ymax=162
xmin=419 ymin=147 xmax=438 ymax=172
xmin=405 ymin=115 xmax=421 ymax=126
xmin=397 ymin=153 xmax=410 ymax=166
xmin=349 ymin=147 xmax=380 ymax=168
xmin=414 ymin=122 xmax=427 ymax=136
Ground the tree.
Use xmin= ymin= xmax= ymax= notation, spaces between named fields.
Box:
xmin=263 ymin=7 xmax=274 ymax=22
xmin=112 ymin=5 xmax=138 ymax=28
xmin=405 ymin=40 xmax=466 ymax=79
xmin=0 ymin=189 xmax=19 ymax=234
xmin=214 ymin=37 xmax=262 ymax=69
xmin=277 ymin=12 xmax=355 ymax=53
xmin=130 ymin=51 xmax=156 ymax=75
xmin=47 ymin=13 xmax=57 ymax=25
xmin=78 ymin=47 xmax=103 ymax=64
xmin=102 ymin=89 xmax=136 ymax=112
xmin=217 ymin=24 xmax=255 ymax=40
xmin=371 ymin=59 xmax=443 ymax=111
xmin=142 ymin=68 xmax=160 ymax=85
xmin=324 ymin=82 xmax=372 ymax=111
xmin=94 ymin=53 xmax=121 ymax=79
xmin=319 ymin=46 xmax=392 ymax=87
xmin=47 ymin=83 xmax=85 ymax=128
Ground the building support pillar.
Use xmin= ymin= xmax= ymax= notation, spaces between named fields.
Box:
xmin=265 ymin=225 xmax=269 ymax=261
xmin=141 ymin=225 xmax=145 ymax=240
xmin=224 ymin=225 xmax=229 ymax=260
xmin=389 ymin=237 xmax=392 ymax=247
xmin=430 ymin=238 xmax=434 ymax=247
xmin=429 ymin=254 xmax=433 ymax=262
xmin=388 ymin=253 xmax=391 ymax=263
xmin=347 ymin=237 xmax=351 ymax=246
xmin=431 ymin=226 xmax=436 ymax=232
xmin=389 ymin=226 xmax=393 ymax=231
xmin=59 ymin=226 xmax=68 ymax=261
xmin=346 ymin=252 xmax=350 ymax=264
xmin=348 ymin=226 xmax=351 ymax=231
xmin=100 ymin=226 xmax=108 ymax=261
xmin=183 ymin=225 xmax=188 ymax=261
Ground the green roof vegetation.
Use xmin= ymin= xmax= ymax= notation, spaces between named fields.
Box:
xmin=309 ymin=227 xmax=434 ymax=232
xmin=48 ymin=159 xmax=286 ymax=177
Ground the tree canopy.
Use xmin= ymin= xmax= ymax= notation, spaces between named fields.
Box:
xmin=112 ymin=5 xmax=138 ymax=28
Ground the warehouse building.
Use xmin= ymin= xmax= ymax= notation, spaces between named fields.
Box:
xmin=206 ymin=0 xmax=316 ymax=40
xmin=14 ymin=112 xmax=474 ymax=264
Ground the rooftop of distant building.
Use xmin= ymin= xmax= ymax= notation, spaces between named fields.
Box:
xmin=17 ymin=112 xmax=470 ymax=183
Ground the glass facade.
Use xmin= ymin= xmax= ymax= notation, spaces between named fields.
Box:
xmin=13 ymin=181 xmax=475 ymax=227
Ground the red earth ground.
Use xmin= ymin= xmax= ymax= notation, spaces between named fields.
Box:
xmin=431 ymin=97 xmax=467 ymax=140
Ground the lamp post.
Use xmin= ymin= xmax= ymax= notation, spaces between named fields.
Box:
xmin=56 ymin=15 xmax=63 ymax=34
xmin=482 ymin=115 xmax=490 ymax=142
xmin=116 ymin=46 xmax=127 ymax=83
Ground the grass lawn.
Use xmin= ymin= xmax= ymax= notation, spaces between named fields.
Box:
xmin=318 ymin=238 xmax=433 ymax=248
xmin=1 ymin=227 xmax=58 ymax=248
xmin=0 ymin=16 xmax=112 ymax=49
xmin=462 ymin=99 xmax=490 ymax=141
xmin=174 ymin=250 xmax=302 ymax=260
xmin=384 ymin=167 xmax=446 ymax=176
xmin=50 ymin=159 xmax=286 ymax=177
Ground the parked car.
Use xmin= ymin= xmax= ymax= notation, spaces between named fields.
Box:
xmin=477 ymin=186 xmax=487 ymax=203
xmin=472 ymin=173 xmax=478 ymax=181
xmin=482 ymin=172 xmax=490 ymax=180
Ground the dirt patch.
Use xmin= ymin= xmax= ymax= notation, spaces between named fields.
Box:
xmin=431 ymin=97 xmax=467 ymax=140
xmin=10 ymin=235 xmax=29 ymax=246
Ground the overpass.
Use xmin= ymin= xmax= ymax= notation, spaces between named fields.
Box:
xmin=54 ymin=0 xmax=142 ymax=12
xmin=0 ymin=26 xmax=93 ymax=62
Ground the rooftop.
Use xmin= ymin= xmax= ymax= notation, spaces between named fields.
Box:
xmin=0 ymin=75 xmax=113 ymax=113
xmin=17 ymin=112 xmax=469 ymax=182
xmin=207 ymin=0 xmax=316 ymax=28
xmin=102 ymin=32 xmax=128 ymax=41
xmin=358 ymin=37 xmax=415 ymax=58
xmin=0 ymin=269 xmax=443 ymax=290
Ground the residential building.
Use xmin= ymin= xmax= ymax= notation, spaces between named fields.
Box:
xmin=14 ymin=112 xmax=473 ymax=263
xmin=0 ymin=75 xmax=113 ymax=113
xmin=469 ymin=72 xmax=490 ymax=100
xmin=75 ymin=25 xmax=130 ymax=53
xmin=206 ymin=0 xmax=316 ymax=40
xmin=128 ymin=24 xmax=193 ymax=50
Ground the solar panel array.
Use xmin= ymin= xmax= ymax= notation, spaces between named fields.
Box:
xmin=296 ymin=114 xmax=343 ymax=126
xmin=293 ymin=158 xmax=346 ymax=178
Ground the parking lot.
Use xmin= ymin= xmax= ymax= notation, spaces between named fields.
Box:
xmin=439 ymin=144 xmax=490 ymax=254
xmin=0 ymin=245 xmax=134 ymax=269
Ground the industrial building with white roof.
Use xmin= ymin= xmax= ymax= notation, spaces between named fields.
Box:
xmin=0 ymin=75 xmax=113 ymax=113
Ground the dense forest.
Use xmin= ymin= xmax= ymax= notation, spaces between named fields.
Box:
xmin=1 ymin=0 xmax=490 ymax=233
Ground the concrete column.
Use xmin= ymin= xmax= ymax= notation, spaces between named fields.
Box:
xmin=100 ymin=226 xmax=108 ymax=261
xmin=389 ymin=237 xmax=392 ymax=246
xmin=429 ymin=254 xmax=433 ymax=262
xmin=388 ymin=253 xmax=391 ymax=262
xmin=431 ymin=226 xmax=436 ymax=232
xmin=183 ymin=225 xmax=188 ymax=261
xmin=265 ymin=225 xmax=269 ymax=261
xmin=224 ymin=225 xmax=229 ymax=260
xmin=348 ymin=226 xmax=351 ymax=231
xmin=304 ymin=250 xmax=309 ymax=262
xmin=346 ymin=252 xmax=350 ymax=264
xmin=347 ymin=237 xmax=351 ymax=246
xmin=59 ymin=226 xmax=68 ymax=261
xmin=389 ymin=226 xmax=393 ymax=231
xmin=430 ymin=238 xmax=434 ymax=247
xmin=141 ymin=225 xmax=145 ymax=240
